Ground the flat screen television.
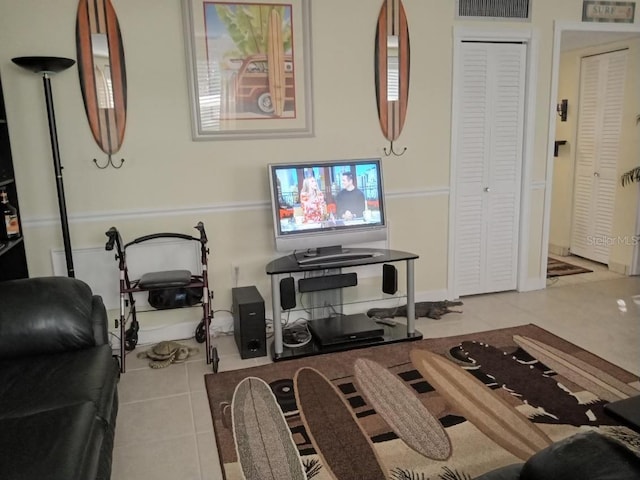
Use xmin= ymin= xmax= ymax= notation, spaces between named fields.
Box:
xmin=268 ymin=158 xmax=387 ymax=260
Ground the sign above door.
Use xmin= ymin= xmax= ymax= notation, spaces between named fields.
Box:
xmin=582 ymin=1 xmax=635 ymax=23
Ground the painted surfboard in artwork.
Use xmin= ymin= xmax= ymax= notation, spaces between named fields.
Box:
xmin=375 ymin=0 xmax=410 ymax=141
xmin=410 ymin=349 xmax=552 ymax=461
xmin=513 ymin=335 xmax=640 ymax=402
xmin=353 ymin=358 xmax=452 ymax=460
xmin=232 ymin=377 xmax=306 ymax=480
xmin=267 ymin=8 xmax=286 ymax=117
xmin=76 ymin=0 xmax=127 ymax=154
xmin=294 ymin=367 xmax=387 ymax=480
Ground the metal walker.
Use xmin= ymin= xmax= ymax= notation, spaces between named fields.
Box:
xmin=105 ymin=222 xmax=219 ymax=373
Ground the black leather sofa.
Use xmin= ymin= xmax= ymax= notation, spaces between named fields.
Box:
xmin=474 ymin=430 xmax=640 ymax=480
xmin=0 ymin=277 xmax=120 ymax=480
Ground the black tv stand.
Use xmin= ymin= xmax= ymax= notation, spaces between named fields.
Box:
xmin=266 ymin=248 xmax=422 ymax=361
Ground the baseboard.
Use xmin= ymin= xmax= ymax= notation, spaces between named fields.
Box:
xmin=109 ymin=288 xmax=455 ymax=345
xmin=519 ymin=276 xmax=546 ymax=292
xmin=108 ymin=310 xmax=234 ymax=347
xmin=608 ymin=261 xmax=629 ymax=276
xmin=548 ymin=244 xmax=570 ymax=256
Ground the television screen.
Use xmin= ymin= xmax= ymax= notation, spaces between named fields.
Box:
xmin=268 ymin=158 xmax=387 ymax=253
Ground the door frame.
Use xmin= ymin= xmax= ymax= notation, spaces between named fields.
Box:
xmin=542 ymin=21 xmax=640 ymax=281
xmin=448 ymin=26 xmax=539 ymax=298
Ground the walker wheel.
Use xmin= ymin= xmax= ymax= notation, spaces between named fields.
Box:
xmin=124 ymin=327 xmax=138 ymax=351
xmin=195 ymin=321 xmax=206 ymax=343
xmin=212 ymin=347 xmax=220 ymax=373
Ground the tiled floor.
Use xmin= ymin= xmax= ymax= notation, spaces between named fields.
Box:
xmin=111 ymin=264 xmax=640 ymax=479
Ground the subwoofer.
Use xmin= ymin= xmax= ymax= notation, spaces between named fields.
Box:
xmin=232 ymin=286 xmax=266 ymax=359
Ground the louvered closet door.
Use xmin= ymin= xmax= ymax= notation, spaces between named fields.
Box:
xmin=453 ymin=42 xmax=526 ymax=296
xmin=571 ymin=50 xmax=627 ymax=263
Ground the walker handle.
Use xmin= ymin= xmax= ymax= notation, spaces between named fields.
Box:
xmin=105 ymin=227 xmax=118 ymax=251
xmin=194 ymin=222 xmax=207 ymax=244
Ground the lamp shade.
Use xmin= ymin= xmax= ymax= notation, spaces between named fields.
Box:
xmin=11 ymin=56 xmax=75 ymax=74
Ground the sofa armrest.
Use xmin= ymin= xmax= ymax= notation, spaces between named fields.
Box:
xmin=0 ymin=277 xmax=104 ymax=359
xmin=91 ymin=295 xmax=109 ymax=346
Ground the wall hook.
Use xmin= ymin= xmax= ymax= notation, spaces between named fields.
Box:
xmin=94 ymin=154 xmax=125 ymax=169
xmin=383 ymin=140 xmax=407 ymax=157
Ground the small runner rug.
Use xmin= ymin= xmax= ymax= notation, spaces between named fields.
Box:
xmin=204 ymin=324 xmax=639 ymax=480
xmin=547 ymin=257 xmax=593 ymax=277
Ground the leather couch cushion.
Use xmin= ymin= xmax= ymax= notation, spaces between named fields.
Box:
xmin=0 ymin=277 xmax=97 ymax=359
xmin=0 ymin=345 xmax=119 ymax=422
xmin=521 ymin=431 xmax=640 ymax=480
xmin=0 ymin=402 xmax=105 ymax=480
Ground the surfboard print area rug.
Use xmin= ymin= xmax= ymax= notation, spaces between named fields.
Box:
xmin=204 ymin=324 xmax=640 ymax=480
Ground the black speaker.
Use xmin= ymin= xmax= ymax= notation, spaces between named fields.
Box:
xmin=298 ymin=272 xmax=358 ymax=292
xmin=279 ymin=277 xmax=296 ymax=310
xmin=232 ymin=286 xmax=266 ymax=359
xmin=382 ymin=264 xmax=398 ymax=294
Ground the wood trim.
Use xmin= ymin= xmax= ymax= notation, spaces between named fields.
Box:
xmin=375 ymin=0 xmax=410 ymax=142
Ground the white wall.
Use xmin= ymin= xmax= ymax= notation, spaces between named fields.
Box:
xmin=1 ymin=0 xmax=637 ymax=316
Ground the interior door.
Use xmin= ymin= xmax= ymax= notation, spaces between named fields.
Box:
xmin=453 ymin=41 xmax=526 ymax=297
xmin=571 ymin=49 xmax=627 ymax=263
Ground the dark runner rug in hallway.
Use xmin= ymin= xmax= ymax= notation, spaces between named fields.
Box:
xmin=547 ymin=256 xmax=593 ymax=277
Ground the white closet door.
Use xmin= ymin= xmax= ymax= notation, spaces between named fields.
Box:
xmin=571 ymin=49 xmax=627 ymax=263
xmin=453 ymin=42 xmax=526 ymax=296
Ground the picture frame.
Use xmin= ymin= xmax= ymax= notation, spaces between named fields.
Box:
xmin=182 ymin=0 xmax=314 ymax=140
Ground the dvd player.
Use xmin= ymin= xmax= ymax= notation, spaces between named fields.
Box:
xmin=308 ymin=313 xmax=384 ymax=347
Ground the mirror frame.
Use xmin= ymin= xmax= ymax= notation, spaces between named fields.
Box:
xmin=76 ymin=0 xmax=127 ymax=155
xmin=375 ymin=0 xmax=410 ymax=142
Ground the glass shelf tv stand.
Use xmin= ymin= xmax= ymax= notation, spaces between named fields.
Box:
xmin=265 ymin=248 xmax=423 ymax=361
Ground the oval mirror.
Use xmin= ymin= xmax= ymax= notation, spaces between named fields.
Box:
xmin=375 ymin=0 xmax=409 ymax=146
xmin=76 ymin=0 xmax=127 ymax=162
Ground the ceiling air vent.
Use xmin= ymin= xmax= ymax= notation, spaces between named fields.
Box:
xmin=456 ymin=0 xmax=531 ymax=21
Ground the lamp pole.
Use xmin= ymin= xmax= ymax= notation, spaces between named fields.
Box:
xmin=12 ymin=56 xmax=76 ymax=278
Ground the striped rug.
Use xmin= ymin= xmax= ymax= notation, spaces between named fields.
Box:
xmin=547 ymin=257 xmax=593 ymax=278
xmin=205 ymin=324 xmax=639 ymax=480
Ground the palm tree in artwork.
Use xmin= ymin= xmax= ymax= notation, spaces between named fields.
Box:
xmin=215 ymin=4 xmax=291 ymax=57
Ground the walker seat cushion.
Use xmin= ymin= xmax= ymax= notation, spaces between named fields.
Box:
xmin=138 ymin=270 xmax=192 ymax=288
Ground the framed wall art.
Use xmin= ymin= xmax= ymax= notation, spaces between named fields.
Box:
xmin=182 ymin=0 xmax=314 ymax=140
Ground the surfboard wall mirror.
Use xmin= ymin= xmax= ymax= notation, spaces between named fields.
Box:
xmin=375 ymin=0 xmax=410 ymax=156
xmin=76 ymin=0 xmax=127 ymax=169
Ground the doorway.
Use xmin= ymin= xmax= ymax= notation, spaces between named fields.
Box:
xmin=544 ymin=22 xmax=640 ymax=279
xmin=448 ymin=27 xmax=538 ymax=298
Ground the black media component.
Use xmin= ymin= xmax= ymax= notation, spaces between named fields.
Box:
xmin=298 ymin=272 xmax=358 ymax=293
xmin=307 ymin=313 xmax=384 ymax=347
xmin=279 ymin=277 xmax=296 ymax=310
xmin=232 ymin=286 xmax=267 ymax=359
xmin=382 ymin=263 xmax=398 ymax=294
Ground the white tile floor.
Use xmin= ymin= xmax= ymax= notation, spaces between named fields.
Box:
xmin=111 ymin=260 xmax=640 ymax=479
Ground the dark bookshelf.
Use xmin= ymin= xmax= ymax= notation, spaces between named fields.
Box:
xmin=0 ymin=73 xmax=28 ymax=281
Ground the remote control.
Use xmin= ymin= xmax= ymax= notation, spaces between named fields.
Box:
xmin=375 ymin=317 xmax=396 ymax=326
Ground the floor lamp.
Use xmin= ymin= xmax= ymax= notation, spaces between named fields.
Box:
xmin=12 ymin=56 xmax=76 ymax=278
